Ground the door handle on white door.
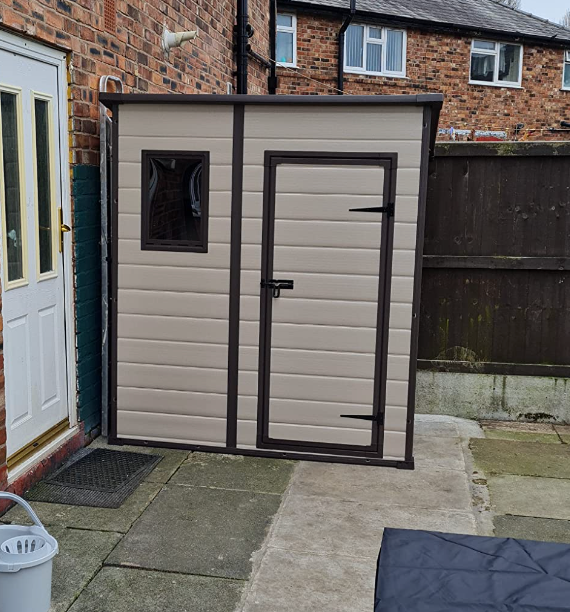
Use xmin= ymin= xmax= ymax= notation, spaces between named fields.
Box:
xmin=59 ymin=208 xmax=71 ymax=252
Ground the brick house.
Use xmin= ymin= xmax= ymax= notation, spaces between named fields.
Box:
xmin=0 ymin=0 xmax=270 ymax=502
xmin=274 ymin=0 xmax=570 ymax=139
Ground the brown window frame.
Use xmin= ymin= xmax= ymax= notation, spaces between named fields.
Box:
xmin=141 ymin=150 xmax=210 ymax=253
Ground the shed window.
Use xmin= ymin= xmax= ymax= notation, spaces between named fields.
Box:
xmin=344 ymin=25 xmax=406 ymax=77
xmin=277 ymin=14 xmax=296 ymax=66
xmin=564 ymin=51 xmax=570 ymax=90
xmin=142 ymin=151 xmax=209 ymax=253
xmin=470 ymin=40 xmax=522 ymax=87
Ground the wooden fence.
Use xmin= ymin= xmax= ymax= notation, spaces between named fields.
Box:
xmin=418 ymin=142 xmax=570 ymax=378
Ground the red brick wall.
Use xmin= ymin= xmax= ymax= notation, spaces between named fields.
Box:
xmin=276 ymin=11 xmax=570 ymax=140
xmin=0 ymin=0 xmax=270 ymax=164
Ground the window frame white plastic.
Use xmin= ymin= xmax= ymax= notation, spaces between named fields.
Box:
xmin=563 ymin=50 xmax=570 ymax=91
xmin=344 ymin=24 xmax=407 ymax=78
xmin=469 ymin=39 xmax=523 ymax=88
xmin=276 ymin=13 xmax=297 ymax=68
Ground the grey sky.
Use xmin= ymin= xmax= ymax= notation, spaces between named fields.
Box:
xmin=520 ymin=0 xmax=569 ymax=23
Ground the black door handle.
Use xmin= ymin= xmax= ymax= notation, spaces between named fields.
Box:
xmin=261 ymin=279 xmax=294 ymax=298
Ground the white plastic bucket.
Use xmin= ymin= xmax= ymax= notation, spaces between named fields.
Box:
xmin=0 ymin=492 xmax=58 ymax=612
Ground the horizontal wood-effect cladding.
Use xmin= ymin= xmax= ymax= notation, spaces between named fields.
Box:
xmin=420 ymin=144 xmax=570 ymax=373
xmin=238 ymin=105 xmax=424 ymax=459
xmin=115 ymin=104 xmax=234 ymax=444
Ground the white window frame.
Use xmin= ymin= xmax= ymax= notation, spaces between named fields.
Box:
xmin=469 ymin=39 xmax=523 ymax=88
xmin=563 ymin=50 xmax=570 ymax=91
xmin=276 ymin=13 xmax=297 ymax=68
xmin=344 ymin=24 xmax=407 ymax=78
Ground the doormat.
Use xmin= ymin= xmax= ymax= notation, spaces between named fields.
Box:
xmin=25 ymin=448 xmax=162 ymax=509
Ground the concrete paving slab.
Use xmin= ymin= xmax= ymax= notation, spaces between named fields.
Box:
xmin=291 ymin=462 xmax=472 ymax=511
xmin=67 ymin=566 xmax=243 ymax=612
xmin=494 ymin=515 xmax=570 ymax=544
xmin=270 ymin=494 xmax=477 ymax=558
xmin=107 ymin=484 xmax=283 ymax=579
xmin=470 ymin=439 xmax=570 ymax=478
xmin=2 ymin=482 xmax=161 ymax=533
xmin=240 ymin=548 xmax=375 ymax=612
xmin=483 ymin=430 xmax=561 ymax=444
xmin=170 ymin=452 xmax=296 ymax=494
xmin=413 ymin=419 xmax=459 ymax=438
xmin=49 ymin=528 xmax=122 ymax=612
xmin=90 ymin=438 xmax=190 ymax=484
xmin=488 ymin=475 xmax=570 ymax=520
xmin=414 ymin=435 xmax=466 ymax=471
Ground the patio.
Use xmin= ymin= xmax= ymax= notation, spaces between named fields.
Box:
xmin=2 ymin=415 xmax=569 ymax=611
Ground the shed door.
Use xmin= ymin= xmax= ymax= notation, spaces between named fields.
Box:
xmin=257 ymin=153 xmax=396 ymax=457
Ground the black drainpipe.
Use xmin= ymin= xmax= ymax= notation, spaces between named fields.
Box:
xmin=268 ymin=0 xmax=278 ymax=94
xmin=236 ymin=0 xmax=249 ymax=94
xmin=337 ymin=0 xmax=356 ymax=94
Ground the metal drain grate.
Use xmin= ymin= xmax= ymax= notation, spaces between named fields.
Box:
xmin=46 ymin=448 xmax=158 ymax=492
xmin=25 ymin=448 xmax=162 ymax=509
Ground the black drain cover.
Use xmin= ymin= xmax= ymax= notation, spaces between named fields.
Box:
xmin=46 ymin=448 xmax=158 ymax=492
xmin=25 ymin=448 xmax=162 ymax=508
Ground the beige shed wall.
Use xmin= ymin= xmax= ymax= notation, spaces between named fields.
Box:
xmin=237 ymin=105 xmax=424 ymax=460
xmin=115 ymin=104 xmax=234 ymax=445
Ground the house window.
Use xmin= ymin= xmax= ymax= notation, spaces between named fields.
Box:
xmin=141 ymin=151 xmax=209 ymax=253
xmin=470 ymin=40 xmax=522 ymax=87
xmin=563 ymin=51 xmax=570 ymax=90
xmin=277 ymin=14 xmax=296 ymax=67
xmin=344 ymin=24 xmax=406 ymax=77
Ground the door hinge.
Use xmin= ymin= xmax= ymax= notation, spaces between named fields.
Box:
xmin=349 ymin=202 xmax=395 ymax=217
xmin=340 ymin=413 xmax=384 ymax=424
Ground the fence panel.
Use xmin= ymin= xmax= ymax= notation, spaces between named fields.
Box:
xmin=419 ymin=143 xmax=570 ymax=377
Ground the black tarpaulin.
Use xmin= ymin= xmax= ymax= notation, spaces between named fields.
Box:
xmin=375 ymin=528 xmax=570 ymax=612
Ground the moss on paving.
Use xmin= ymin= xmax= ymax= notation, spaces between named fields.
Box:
xmin=470 ymin=438 xmax=570 ymax=479
xmin=483 ymin=430 xmax=561 ymax=444
xmin=170 ymin=452 xmax=296 ymax=494
xmin=68 ymin=567 xmax=243 ymax=612
xmin=494 ymin=515 xmax=570 ymax=545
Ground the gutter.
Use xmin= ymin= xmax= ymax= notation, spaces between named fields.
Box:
xmin=269 ymin=0 xmax=278 ymax=93
xmin=337 ymin=0 xmax=356 ymax=94
xmin=236 ymin=0 xmax=249 ymax=93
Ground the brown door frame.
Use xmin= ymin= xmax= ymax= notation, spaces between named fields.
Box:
xmin=256 ymin=151 xmax=398 ymax=458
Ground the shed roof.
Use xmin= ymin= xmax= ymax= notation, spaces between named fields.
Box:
xmin=279 ymin=0 xmax=570 ymax=45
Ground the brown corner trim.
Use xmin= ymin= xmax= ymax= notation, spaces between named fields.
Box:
xmin=108 ymin=103 xmax=120 ymax=441
xmin=226 ymin=104 xmax=245 ymax=448
xmin=405 ymin=105 xmax=433 ymax=463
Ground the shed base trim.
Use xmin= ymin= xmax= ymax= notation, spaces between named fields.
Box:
xmin=108 ymin=437 xmax=415 ymax=469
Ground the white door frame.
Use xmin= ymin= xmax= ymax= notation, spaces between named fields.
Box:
xmin=0 ymin=30 xmax=77 ymax=429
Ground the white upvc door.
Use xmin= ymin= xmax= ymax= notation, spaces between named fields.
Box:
xmin=0 ymin=38 xmax=71 ymax=459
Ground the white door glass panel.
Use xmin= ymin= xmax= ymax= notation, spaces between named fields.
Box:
xmin=0 ymin=91 xmax=26 ymax=284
